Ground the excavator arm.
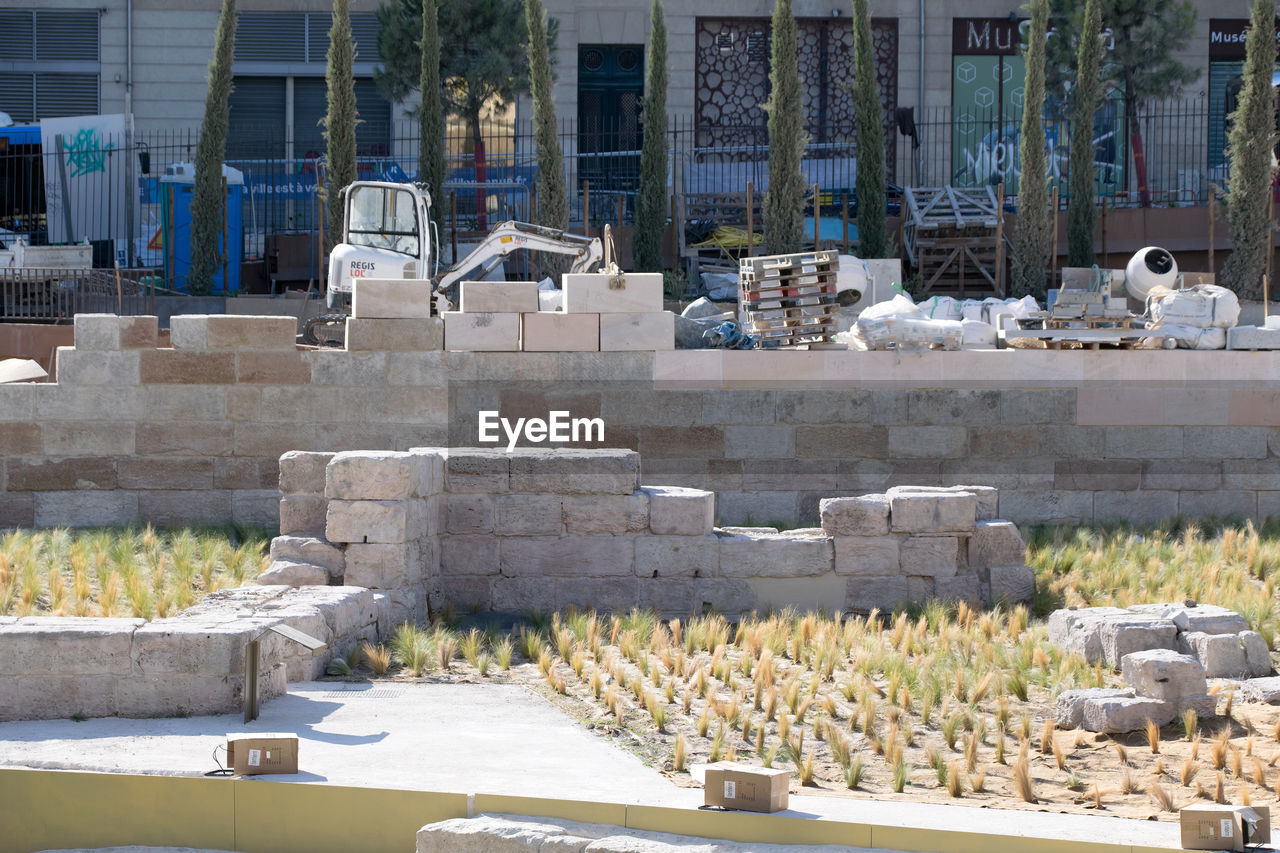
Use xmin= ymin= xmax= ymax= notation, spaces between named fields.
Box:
xmin=433 ymin=221 xmax=603 ymax=310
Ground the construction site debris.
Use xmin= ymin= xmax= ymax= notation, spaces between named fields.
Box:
xmin=738 ymin=250 xmax=839 ymax=348
xmin=0 ymin=358 xmax=46 ymax=384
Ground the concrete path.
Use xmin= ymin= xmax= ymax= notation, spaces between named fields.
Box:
xmin=0 ymin=681 xmax=1186 ymax=850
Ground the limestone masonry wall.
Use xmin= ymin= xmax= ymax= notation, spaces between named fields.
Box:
xmin=264 ymin=447 xmax=1034 ymax=620
xmin=4 ymin=312 xmax=1280 ymax=529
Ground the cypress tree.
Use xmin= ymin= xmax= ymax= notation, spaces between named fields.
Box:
xmin=850 ymin=0 xmax=885 ymax=258
xmin=323 ymin=0 xmax=360 ymax=250
xmin=633 ymin=0 xmax=668 ymax=273
xmin=1011 ymin=0 xmax=1051 ymax=299
xmin=762 ymin=0 xmax=807 ymax=256
xmin=1222 ymin=0 xmax=1277 ymax=300
xmin=526 ymin=0 xmax=567 ymax=230
xmin=419 ymin=0 xmax=446 ymax=237
xmin=1066 ymin=0 xmax=1103 ymax=268
xmin=189 ymin=0 xmax=236 ymax=296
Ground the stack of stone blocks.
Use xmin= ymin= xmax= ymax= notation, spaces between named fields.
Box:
xmin=439 ymin=273 xmax=674 ymax=352
xmin=1051 ymin=603 xmax=1273 ymax=732
xmin=264 ymin=449 xmax=1036 ymax=617
xmin=347 ymin=278 xmax=445 ymax=352
xmin=0 ymin=581 xmax=390 ymax=722
xmin=819 ymin=485 xmax=1034 ymax=609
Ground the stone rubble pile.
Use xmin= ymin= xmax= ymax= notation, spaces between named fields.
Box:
xmin=1051 ymin=603 xmax=1275 ymax=733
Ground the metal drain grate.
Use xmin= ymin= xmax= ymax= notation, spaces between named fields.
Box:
xmin=313 ymin=687 xmax=407 ymax=699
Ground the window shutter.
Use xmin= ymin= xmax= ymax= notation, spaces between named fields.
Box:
xmin=35 ymin=73 xmax=99 ymax=118
xmin=0 ymin=12 xmax=34 ymax=61
xmin=36 ymin=10 xmax=99 ymax=62
xmin=236 ymin=12 xmax=306 ymax=62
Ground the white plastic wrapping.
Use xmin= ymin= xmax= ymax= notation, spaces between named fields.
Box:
xmin=1147 ymin=284 xmax=1240 ymax=330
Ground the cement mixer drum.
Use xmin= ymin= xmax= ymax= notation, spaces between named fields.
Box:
xmin=1125 ymin=246 xmax=1178 ymax=301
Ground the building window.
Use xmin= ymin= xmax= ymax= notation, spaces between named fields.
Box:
xmin=0 ymin=9 xmax=100 ymax=121
xmin=228 ymin=11 xmax=389 ymax=159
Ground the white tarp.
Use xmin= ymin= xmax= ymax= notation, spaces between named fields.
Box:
xmin=1147 ymin=284 xmax=1240 ymax=330
xmin=40 ymin=113 xmax=130 ymax=246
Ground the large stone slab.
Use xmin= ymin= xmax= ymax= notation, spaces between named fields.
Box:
xmin=599 ymin=311 xmax=675 ymax=351
xmin=352 ymin=279 xmax=433 ymax=319
xmin=257 ymin=560 xmax=328 ymax=587
xmin=887 ymin=487 xmax=977 ymax=533
xmin=897 ymin=536 xmax=960 ymax=577
xmin=499 ymin=536 xmax=635 ymax=577
xmin=1127 ymin=602 xmax=1250 ymax=635
xmin=1121 ymin=648 xmax=1208 ymax=702
xmin=563 ymin=494 xmax=649 ymax=535
xmin=0 ymin=617 xmax=142 ymax=677
xmin=269 ymin=535 xmax=345 ymax=575
xmin=820 ymin=494 xmax=890 ymax=536
xmin=521 ymin=312 xmax=599 ymax=352
xmin=717 ymin=530 xmax=833 ymax=578
xmin=562 ymin=272 xmax=663 ymax=313
xmin=326 ymin=499 xmax=428 ymax=544
xmin=1081 ymin=695 xmax=1176 ymax=733
xmin=987 ymin=565 xmax=1035 ymax=605
xmin=968 ymin=520 xmax=1026 ymax=568
xmin=279 ymin=450 xmax=336 ymax=495
xmin=508 ymin=449 xmax=640 ymax=495
xmin=634 ymin=534 xmax=720 ymax=578
xmin=326 ymin=450 xmax=437 ymax=500
xmin=1099 ymin=615 xmax=1179 ymax=668
xmin=832 ymin=536 xmax=899 ymax=576
xmin=1241 ymin=676 xmax=1280 ymax=703
xmin=1047 ymin=606 xmax=1130 ymax=661
xmin=444 ymin=312 xmax=521 ymax=351
xmin=1055 ymin=687 xmax=1135 ymax=729
xmin=643 ymin=485 xmax=714 ymax=535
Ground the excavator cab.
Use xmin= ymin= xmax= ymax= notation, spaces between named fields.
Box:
xmin=325 ymin=181 xmax=434 ymax=309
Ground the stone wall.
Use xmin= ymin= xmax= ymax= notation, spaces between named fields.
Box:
xmin=0 ymin=583 xmax=393 ymax=722
xmin=265 ymin=447 xmax=1034 ymax=619
xmin=3 ymin=313 xmax=1280 ymax=530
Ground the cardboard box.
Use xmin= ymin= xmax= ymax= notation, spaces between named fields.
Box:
xmin=703 ymin=762 xmax=789 ymax=813
xmin=227 ymin=733 xmax=299 ymax=776
xmin=1179 ymin=804 xmax=1270 ymax=851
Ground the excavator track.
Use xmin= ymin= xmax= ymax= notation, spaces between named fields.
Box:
xmin=303 ymin=313 xmax=348 ymax=347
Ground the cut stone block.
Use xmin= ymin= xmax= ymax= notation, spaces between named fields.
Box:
xmin=1100 ymin=616 xmax=1179 ymax=668
xmin=1241 ymin=676 xmax=1280 ymax=703
xmin=0 ymin=617 xmax=142 ymax=677
xmin=1127 ymin=603 xmax=1250 ymax=635
xmin=888 ymin=487 xmax=977 ymax=533
xmin=131 ymin=617 xmax=284 ymax=678
xmin=1181 ymin=631 xmax=1249 ymax=678
xmin=968 ymin=520 xmax=1026 ymax=568
xmin=443 ymin=311 xmax=521 ymax=351
xmin=936 ymin=574 xmax=982 ymax=605
xmin=1047 ymin=606 xmax=1130 ymax=661
xmin=352 ymin=278 xmax=434 ymax=319
xmin=897 ymin=536 xmax=959 ymax=577
xmin=562 ymin=271 xmax=663 ymax=314
xmin=634 ymin=534 xmax=720 ymax=578
xmin=954 ymin=485 xmax=999 ymax=520
xmin=820 ymin=494 xmax=890 ymax=536
xmin=1055 ymin=688 xmax=1135 ymax=729
xmin=499 ymin=536 xmax=635 ymax=577
xmin=832 ymin=536 xmax=900 ymax=576
xmin=717 ymin=530 xmax=833 ymax=578
xmin=495 ymin=494 xmax=563 ymax=535
xmin=172 ymin=314 xmax=298 ymax=351
xmin=326 ymin=499 xmax=425 ymax=544
xmin=326 ymin=450 xmax=436 ymax=500
xmin=599 ymin=312 xmax=675 ymax=351
xmin=345 ymin=542 xmax=418 ymax=589
xmin=846 ymin=575 xmax=911 ymax=612
xmin=74 ymin=313 xmax=157 ymax=351
xmin=1228 ymin=324 xmax=1280 ymax=350
xmin=279 ymin=450 xmax=336 ymax=495
xmin=346 ymin=318 xmax=444 ymax=351
xmin=643 ymin=485 xmax=714 ymax=535
xmin=1179 ymin=693 xmax=1218 ymax=720
xmin=562 ymin=494 xmax=649 ymax=535
xmin=266 ymin=538 xmax=340 ymax=576
xmin=508 ymin=449 xmax=639 ymax=495
xmin=443 ymin=450 xmax=510 ymax=493
xmin=279 ymin=495 xmax=328 ymax=537
xmin=440 ymin=535 xmax=500 ymax=576
xmin=460 ymin=280 xmax=539 ymax=313
xmin=987 ymin=565 xmax=1035 ymax=605
xmin=445 ymin=493 xmax=495 ymax=534
xmin=258 ymin=560 xmax=328 ymax=587
xmin=521 ymin=312 xmax=600 ymax=352
xmin=1081 ymin=695 xmax=1175 ymax=733
xmin=1121 ymin=648 xmax=1208 ymax=702
xmin=1243 ymin=630 xmax=1273 ymax=678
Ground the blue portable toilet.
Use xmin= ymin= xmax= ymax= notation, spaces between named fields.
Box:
xmin=160 ymin=162 xmax=245 ymax=293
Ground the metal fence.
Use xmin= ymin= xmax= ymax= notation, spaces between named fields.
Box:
xmin=0 ymin=99 xmax=1234 ymax=283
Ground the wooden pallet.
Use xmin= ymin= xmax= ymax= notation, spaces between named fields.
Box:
xmin=903 ymin=186 xmax=1003 ymax=298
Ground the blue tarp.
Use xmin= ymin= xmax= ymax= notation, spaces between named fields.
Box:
xmin=0 ymin=125 xmax=40 ymax=145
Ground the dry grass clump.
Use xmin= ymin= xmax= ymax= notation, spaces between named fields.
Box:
xmin=0 ymin=525 xmax=269 ymax=618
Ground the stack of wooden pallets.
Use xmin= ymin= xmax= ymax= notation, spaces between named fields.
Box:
xmin=738 ymin=250 xmax=839 ymax=348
